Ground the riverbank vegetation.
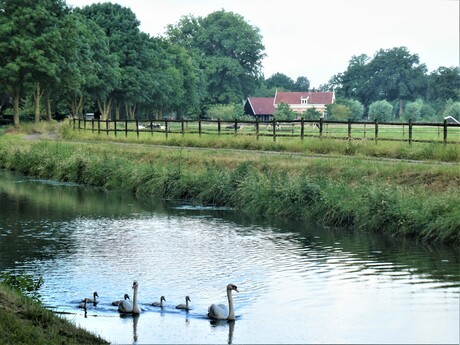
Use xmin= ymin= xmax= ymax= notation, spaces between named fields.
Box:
xmin=1 ymin=124 xmax=458 ymax=245
xmin=0 ymin=273 xmax=108 ymax=345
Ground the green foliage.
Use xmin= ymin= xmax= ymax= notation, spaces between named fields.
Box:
xmin=443 ymin=101 xmax=460 ymax=118
xmin=206 ymin=103 xmax=245 ymax=120
xmin=274 ymin=102 xmax=296 ymax=120
xmin=302 ymin=107 xmax=322 ymax=120
xmin=404 ymin=99 xmax=424 ymax=121
xmin=329 ymin=104 xmax=352 ymax=121
xmin=428 ymin=66 xmax=460 ymax=102
xmin=166 ymin=10 xmax=265 ymax=106
xmin=0 ymin=271 xmax=44 ymax=303
xmin=368 ymin=100 xmax=393 ymax=121
xmin=332 ymin=47 xmax=428 ymax=114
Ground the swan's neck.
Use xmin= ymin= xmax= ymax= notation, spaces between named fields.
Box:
xmin=186 ymin=299 xmax=189 ymax=309
xmin=132 ymin=286 xmax=139 ymax=312
xmin=227 ymin=289 xmax=235 ymax=320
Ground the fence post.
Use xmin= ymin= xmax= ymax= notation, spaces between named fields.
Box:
xmin=300 ymin=117 xmax=304 ymax=140
xmin=150 ymin=120 xmax=153 ymax=136
xmin=234 ymin=119 xmax=238 ymax=136
xmin=125 ymin=119 xmax=128 ymax=138
xmin=408 ymin=119 xmax=412 ymax=145
xmin=181 ymin=119 xmax=185 ymax=137
xmin=78 ymin=118 xmax=81 ymax=132
xmin=73 ymin=117 xmax=76 ymax=130
xmin=97 ymin=118 xmax=101 ymax=135
xmin=255 ymin=118 xmax=259 ymax=141
xmin=348 ymin=119 xmax=352 ymax=141
xmin=198 ymin=119 xmax=201 ymax=137
xmin=374 ymin=120 xmax=379 ymax=144
xmin=91 ymin=118 xmax=94 ymax=133
xmin=106 ymin=120 xmax=109 ymax=136
xmin=114 ymin=120 xmax=117 ymax=137
xmin=84 ymin=118 xmax=87 ymax=130
xmin=443 ymin=119 xmax=448 ymax=144
xmin=319 ymin=118 xmax=323 ymax=139
xmin=165 ymin=119 xmax=168 ymax=139
xmin=135 ymin=119 xmax=139 ymax=139
xmin=363 ymin=123 xmax=366 ymax=138
xmin=272 ymin=118 xmax=276 ymax=142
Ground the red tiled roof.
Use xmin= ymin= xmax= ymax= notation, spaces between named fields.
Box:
xmin=274 ymin=91 xmax=334 ymax=105
xmin=247 ymin=97 xmax=276 ymax=115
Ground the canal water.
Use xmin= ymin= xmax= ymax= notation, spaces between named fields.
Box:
xmin=0 ymin=170 xmax=458 ymax=344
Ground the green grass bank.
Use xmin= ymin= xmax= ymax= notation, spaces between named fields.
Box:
xmin=0 ymin=283 xmax=108 ymax=345
xmin=1 ymin=123 xmax=459 ymax=246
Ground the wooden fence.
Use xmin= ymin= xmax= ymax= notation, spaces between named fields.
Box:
xmin=72 ymin=118 xmax=460 ymax=145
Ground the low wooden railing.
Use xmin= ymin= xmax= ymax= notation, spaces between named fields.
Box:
xmin=72 ymin=118 xmax=460 ymax=145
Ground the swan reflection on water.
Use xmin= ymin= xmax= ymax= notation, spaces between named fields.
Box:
xmin=210 ymin=319 xmax=236 ymax=345
xmin=119 ymin=313 xmax=139 ymax=344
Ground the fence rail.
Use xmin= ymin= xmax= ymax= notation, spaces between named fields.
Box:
xmin=72 ymin=118 xmax=460 ymax=145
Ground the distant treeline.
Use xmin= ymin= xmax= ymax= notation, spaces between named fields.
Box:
xmin=0 ymin=1 xmax=459 ymax=127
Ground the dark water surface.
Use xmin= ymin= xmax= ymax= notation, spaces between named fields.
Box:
xmin=0 ymin=170 xmax=459 ymax=344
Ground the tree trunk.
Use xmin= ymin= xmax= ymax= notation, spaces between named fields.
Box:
xmin=97 ymin=98 xmax=112 ymax=120
xmin=33 ymin=83 xmax=44 ymax=123
xmin=13 ymin=87 xmax=20 ymax=128
xmin=46 ymin=96 xmax=52 ymax=121
xmin=125 ymin=103 xmax=137 ymax=120
xmin=399 ymin=99 xmax=404 ymax=118
xmin=114 ymin=103 xmax=120 ymax=120
xmin=69 ymin=96 xmax=84 ymax=118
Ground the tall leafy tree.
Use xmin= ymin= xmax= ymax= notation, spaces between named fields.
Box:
xmin=54 ymin=12 xmax=119 ymax=118
xmin=294 ymin=76 xmax=310 ymax=91
xmin=332 ymin=47 xmax=428 ymax=118
xmin=0 ymin=0 xmax=69 ymax=126
xmin=77 ymin=3 xmax=144 ymax=119
xmin=167 ymin=10 xmax=265 ymax=107
xmin=265 ymin=73 xmax=295 ymax=91
xmin=368 ymin=47 xmax=427 ymax=117
xmin=427 ymin=66 xmax=460 ymax=102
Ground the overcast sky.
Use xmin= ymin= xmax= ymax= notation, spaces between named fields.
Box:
xmin=66 ymin=0 xmax=459 ymax=88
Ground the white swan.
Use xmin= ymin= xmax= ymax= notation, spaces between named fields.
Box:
xmin=175 ymin=296 xmax=191 ymax=310
xmin=208 ymin=284 xmax=239 ymax=320
xmin=112 ymin=293 xmax=130 ymax=306
xmin=118 ymin=281 xmax=141 ymax=314
xmin=152 ymin=295 xmax=166 ymax=307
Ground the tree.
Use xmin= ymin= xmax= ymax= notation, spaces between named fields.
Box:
xmin=302 ymin=108 xmax=322 ymax=120
xmin=427 ymin=67 xmax=460 ymax=102
xmin=329 ymin=104 xmax=352 ymax=121
xmin=331 ymin=54 xmax=374 ymax=107
xmin=368 ymin=47 xmax=427 ymax=117
xmin=368 ymin=100 xmax=393 ymax=122
xmin=265 ymin=73 xmax=295 ymax=91
xmin=443 ymin=101 xmax=460 ymax=119
xmin=332 ymin=48 xmax=428 ymax=117
xmin=274 ymin=102 xmax=295 ymax=120
xmin=166 ymin=10 xmax=265 ymax=106
xmin=78 ymin=3 xmax=145 ymax=119
xmin=404 ymin=99 xmax=425 ymax=121
xmin=0 ymin=0 xmax=70 ymax=126
xmin=294 ymin=76 xmax=310 ymax=91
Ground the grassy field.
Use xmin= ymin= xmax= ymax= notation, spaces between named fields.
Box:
xmin=1 ymin=121 xmax=459 ymax=245
xmin=65 ymin=121 xmax=460 ymax=162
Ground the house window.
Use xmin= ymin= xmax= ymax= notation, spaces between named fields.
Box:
xmin=301 ymin=97 xmax=309 ymax=105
